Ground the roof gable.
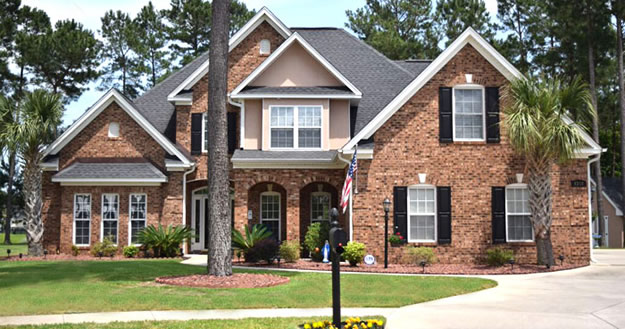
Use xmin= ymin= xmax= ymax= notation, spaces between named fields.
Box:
xmin=231 ymin=33 xmax=362 ymax=97
xmin=44 ymin=89 xmax=192 ymax=167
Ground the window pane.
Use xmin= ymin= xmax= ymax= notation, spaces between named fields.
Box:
xmin=75 ymin=220 xmax=90 ymax=245
xmin=74 ymin=195 xmax=91 ymax=220
xmin=131 ymin=220 xmax=146 ymax=244
xmin=102 ymin=194 xmax=118 ymax=220
xmin=508 ymin=215 xmax=532 ymax=241
xmin=454 ymin=89 xmax=483 ymax=139
xmin=410 ymin=215 xmax=435 ymax=241
xmin=298 ymin=128 xmax=321 ymax=148
xmin=298 ymin=106 xmax=321 ymax=127
xmin=270 ymin=107 xmax=294 ymax=126
xmin=103 ymin=221 xmax=118 ymax=244
xmin=261 ymin=220 xmax=280 ymax=241
xmin=130 ymin=194 xmax=146 ymax=220
xmin=203 ymin=113 xmax=208 ymax=151
xmin=271 ymin=128 xmax=294 ymax=148
xmin=261 ymin=194 xmax=280 ymax=220
xmin=311 ymin=193 xmax=330 ymax=222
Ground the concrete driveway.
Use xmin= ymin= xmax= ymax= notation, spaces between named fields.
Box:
xmin=387 ymin=249 xmax=625 ymax=329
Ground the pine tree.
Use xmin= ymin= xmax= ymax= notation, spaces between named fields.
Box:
xmin=0 ymin=0 xmax=20 ymax=93
xmin=496 ymin=0 xmax=543 ymax=74
xmin=435 ymin=0 xmax=495 ymax=45
xmin=164 ymin=0 xmax=212 ymax=66
xmin=134 ymin=2 xmax=170 ymax=88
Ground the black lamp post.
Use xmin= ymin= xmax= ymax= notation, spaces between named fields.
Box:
xmin=6 ymin=249 xmax=11 ymax=258
xmin=383 ymin=198 xmax=391 ymax=269
xmin=43 ymin=250 xmax=48 ymax=259
xmin=558 ymin=254 xmax=565 ymax=266
xmin=508 ymin=258 xmax=515 ymax=271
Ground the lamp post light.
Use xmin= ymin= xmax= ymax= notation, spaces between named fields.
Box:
xmin=383 ymin=198 xmax=391 ymax=269
xmin=6 ymin=249 xmax=11 ymax=258
xmin=558 ymin=254 xmax=565 ymax=266
xmin=43 ymin=250 xmax=48 ymax=259
xmin=508 ymin=259 xmax=515 ymax=271
xmin=419 ymin=260 xmax=427 ymax=274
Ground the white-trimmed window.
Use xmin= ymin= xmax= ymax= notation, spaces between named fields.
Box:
xmin=260 ymin=192 xmax=280 ymax=241
xmin=101 ymin=194 xmax=119 ymax=244
xmin=202 ymin=113 xmax=208 ymax=152
xmin=506 ymin=185 xmax=533 ymax=242
xmin=260 ymin=39 xmax=271 ymax=55
xmin=108 ymin=122 xmax=119 ymax=138
xmin=311 ymin=192 xmax=331 ymax=223
xmin=129 ymin=194 xmax=147 ymax=245
xmin=270 ymin=105 xmax=322 ymax=149
xmin=407 ymin=186 xmax=436 ymax=242
xmin=453 ymin=86 xmax=485 ymax=141
xmin=73 ymin=194 xmax=91 ymax=246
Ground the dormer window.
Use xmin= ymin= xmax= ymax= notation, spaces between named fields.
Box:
xmin=108 ymin=122 xmax=120 ymax=138
xmin=260 ymin=39 xmax=271 ymax=55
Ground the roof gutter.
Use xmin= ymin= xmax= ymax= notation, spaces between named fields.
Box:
xmin=182 ymin=163 xmax=197 ymax=254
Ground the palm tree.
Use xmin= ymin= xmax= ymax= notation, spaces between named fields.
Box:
xmin=0 ymin=90 xmax=63 ymax=256
xmin=503 ymin=76 xmax=595 ymax=266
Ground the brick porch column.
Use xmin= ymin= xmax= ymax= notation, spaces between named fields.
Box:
xmin=286 ymin=186 xmax=300 ymax=241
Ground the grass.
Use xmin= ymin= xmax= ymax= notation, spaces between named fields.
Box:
xmin=0 ymin=233 xmax=27 ymax=259
xmin=0 ymin=260 xmax=496 ymax=316
xmin=1 ymin=317 xmax=386 ymax=329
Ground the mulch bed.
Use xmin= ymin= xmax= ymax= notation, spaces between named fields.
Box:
xmin=236 ymin=259 xmax=586 ymax=275
xmin=155 ymin=273 xmax=290 ymax=288
xmin=2 ymin=254 xmax=183 ymax=262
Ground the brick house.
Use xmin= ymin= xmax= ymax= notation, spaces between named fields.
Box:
xmin=40 ymin=8 xmax=601 ymax=263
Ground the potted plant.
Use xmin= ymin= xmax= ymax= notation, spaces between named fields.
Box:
xmin=389 ymin=232 xmax=406 ymax=247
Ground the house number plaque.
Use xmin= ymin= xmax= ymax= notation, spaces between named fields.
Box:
xmin=571 ymin=180 xmax=587 ymax=188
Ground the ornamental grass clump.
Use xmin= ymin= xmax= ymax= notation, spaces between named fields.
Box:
xmin=403 ymin=246 xmax=437 ymax=265
xmin=138 ymin=224 xmax=193 ymax=257
xmin=90 ymin=237 xmax=117 ymax=257
xmin=486 ymin=247 xmax=515 ymax=267
xmin=279 ymin=240 xmax=301 ymax=263
xmin=123 ymin=245 xmax=139 ymax=258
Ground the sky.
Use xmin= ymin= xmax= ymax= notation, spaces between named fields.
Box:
xmin=22 ymin=0 xmax=499 ymax=126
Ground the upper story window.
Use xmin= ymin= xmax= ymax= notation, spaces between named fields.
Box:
xmin=453 ymin=86 xmax=485 ymax=141
xmin=506 ymin=185 xmax=533 ymax=242
xmin=108 ymin=122 xmax=120 ymax=138
xmin=270 ymin=105 xmax=322 ymax=149
xmin=259 ymin=39 xmax=271 ymax=55
xmin=202 ymin=113 xmax=208 ymax=152
xmin=407 ymin=186 xmax=436 ymax=242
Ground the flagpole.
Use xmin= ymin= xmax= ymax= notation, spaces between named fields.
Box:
xmin=354 ymin=145 xmax=358 ymax=194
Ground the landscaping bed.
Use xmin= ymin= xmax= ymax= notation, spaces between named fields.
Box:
xmin=2 ymin=254 xmax=184 ymax=262
xmin=155 ymin=273 xmax=289 ymax=288
xmin=236 ymin=258 xmax=586 ymax=275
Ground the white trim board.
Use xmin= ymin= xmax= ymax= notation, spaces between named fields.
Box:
xmin=230 ymin=94 xmax=361 ymax=100
xmin=340 ymin=27 xmax=602 ymax=157
xmin=230 ymin=32 xmax=362 ymax=98
xmin=43 ymin=89 xmax=192 ymax=166
xmin=167 ymin=7 xmax=292 ymax=102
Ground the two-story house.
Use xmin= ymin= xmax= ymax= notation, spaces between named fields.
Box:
xmin=40 ymin=8 xmax=601 ymax=264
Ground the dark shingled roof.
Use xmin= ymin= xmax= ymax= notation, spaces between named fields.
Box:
xmin=53 ymin=162 xmax=167 ymax=181
xmin=239 ymin=86 xmax=354 ymax=95
xmin=394 ymin=60 xmax=433 ymax=76
xmin=232 ymin=149 xmax=337 ymax=162
xmin=602 ymin=177 xmax=624 ymax=213
xmin=292 ymin=28 xmax=424 ymax=135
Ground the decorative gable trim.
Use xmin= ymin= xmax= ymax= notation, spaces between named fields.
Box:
xmin=230 ymin=33 xmax=362 ymax=98
xmin=167 ymin=7 xmax=291 ymax=102
xmin=43 ymin=89 xmax=193 ymax=166
xmin=340 ymin=27 xmax=602 ymax=157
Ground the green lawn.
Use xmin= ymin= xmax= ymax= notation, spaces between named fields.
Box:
xmin=0 ymin=233 xmax=27 ymax=259
xmin=1 ymin=317 xmax=385 ymax=329
xmin=0 ymin=260 xmax=495 ymax=316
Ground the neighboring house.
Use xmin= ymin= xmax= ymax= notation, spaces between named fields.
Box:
xmin=591 ymin=178 xmax=625 ymax=248
xmin=40 ymin=8 xmax=601 ymax=263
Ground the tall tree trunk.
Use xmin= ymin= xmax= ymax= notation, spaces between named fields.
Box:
xmin=587 ymin=5 xmax=606 ymax=246
xmin=617 ymin=15 xmax=625 ymax=232
xmin=206 ymin=0 xmax=232 ymax=277
xmin=24 ymin=153 xmax=44 ymax=256
xmin=3 ymin=151 xmax=16 ymax=245
xmin=528 ymin=157 xmax=555 ymax=266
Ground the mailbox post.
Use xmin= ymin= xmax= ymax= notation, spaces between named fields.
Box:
xmin=328 ymin=207 xmax=347 ymax=326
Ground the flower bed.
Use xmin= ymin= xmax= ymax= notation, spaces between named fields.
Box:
xmin=300 ymin=317 xmax=384 ymax=329
xmin=2 ymin=254 xmax=183 ymax=262
xmin=155 ymin=273 xmax=290 ymax=288
xmin=237 ymin=258 xmax=586 ymax=275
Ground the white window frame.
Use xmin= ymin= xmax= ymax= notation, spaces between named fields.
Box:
xmin=310 ymin=191 xmax=331 ymax=223
xmin=269 ymin=105 xmax=323 ymax=150
xmin=202 ymin=112 xmax=208 ymax=153
xmin=260 ymin=191 xmax=281 ymax=241
xmin=100 ymin=193 xmax=119 ymax=244
xmin=259 ymin=39 xmax=271 ymax=55
xmin=452 ymin=84 xmax=486 ymax=142
xmin=505 ymin=184 xmax=534 ymax=242
xmin=407 ymin=185 xmax=437 ymax=243
xmin=128 ymin=193 xmax=148 ymax=246
xmin=73 ymin=193 xmax=91 ymax=246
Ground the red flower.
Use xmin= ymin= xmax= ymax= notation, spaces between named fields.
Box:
xmin=396 ymin=232 xmax=401 ymax=235
xmin=399 ymin=236 xmax=403 ymax=239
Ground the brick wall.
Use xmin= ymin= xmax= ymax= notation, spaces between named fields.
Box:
xmin=352 ymin=44 xmax=590 ymax=264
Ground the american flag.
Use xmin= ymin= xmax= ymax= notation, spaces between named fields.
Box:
xmin=340 ymin=149 xmax=357 ymax=213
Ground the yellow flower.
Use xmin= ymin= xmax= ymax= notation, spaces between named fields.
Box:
xmin=304 ymin=324 xmax=311 ymax=329
xmin=367 ymin=323 xmax=373 ymax=328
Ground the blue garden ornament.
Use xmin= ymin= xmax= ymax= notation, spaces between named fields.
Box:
xmin=322 ymin=240 xmax=330 ymax=263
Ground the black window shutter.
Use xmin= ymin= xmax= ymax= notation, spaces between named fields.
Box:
xmin=437 ymin=186 xmax=452 ymax=244
xmin=486 ymin=87 xmax=500 ymax=143
xmin=227 ymin=112 xmax=237 ymax=154
xmin=492 ymin=187 xmax=506 ymax=244
xmin=439 ymin=87 xmax=453 ymax=143
xmin=393 ymin=186 xmax=408 ymax=239
xmin=190 ymin=113 xmax=203 ymax=155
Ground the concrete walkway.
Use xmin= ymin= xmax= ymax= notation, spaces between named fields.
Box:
xmin=386 ymin=249 xmax=625 ymax=329
xmin=0 ymin=308 xmax=394 ymax=326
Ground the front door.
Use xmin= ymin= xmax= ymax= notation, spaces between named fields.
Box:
xmin=191 ymin=188 xmax=235 ymax=251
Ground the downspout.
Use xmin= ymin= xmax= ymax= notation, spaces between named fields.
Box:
xmin=228 ymin=98 xmax=244 ymax=148
xmin=338 ymin=151 xmax=354 ymax=241
xmin=587 ymin=152 xmax=601 ymax=263
xmin=182 ymin=164 xmax=197 ymax=255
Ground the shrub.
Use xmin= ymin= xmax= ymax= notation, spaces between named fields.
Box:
xmin=138 ymin=224 xmax=193 ymax=257
xmin=246 ymin=238 xmax=279 ymax=263
xmin=279 ymin=240 xmax=301 ymax=263
xmin=90 ymin=238 xmax=117 ymax=257
xmin=123 ymin=245 xmax=140 ymax=258
xmin=486 ymin=247 xmax=515 ymax=267
xmin=232 ymin=224 xmax=273 ymax=257
xmin=304 ymin=221 xmax=330 ymax=261
xmin=403 ymin=247 xmax=438 ymax=265
xmin=71 ymin=245 xmax=80 ymax=256
xmin=389 ymin=232 xmax=406 ymax=245
xmin=343 ymin=241 xmax=366 ymax=266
